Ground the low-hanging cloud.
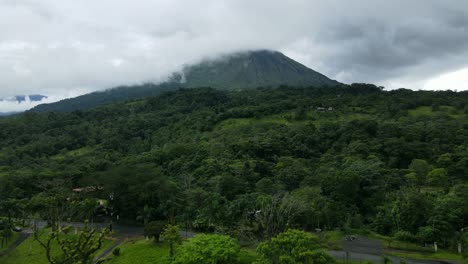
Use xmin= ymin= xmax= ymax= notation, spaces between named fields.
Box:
xmin=1 ymin=0 xmax=468 ymax=111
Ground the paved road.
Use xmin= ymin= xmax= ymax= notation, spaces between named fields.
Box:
xmin=329 ymin=236 xmax=458 ymax=264
xmin=328 ymin=250 xmax=455 ymax=264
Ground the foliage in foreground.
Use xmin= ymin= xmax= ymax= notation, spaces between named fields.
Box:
xmin=1 ymin=85 xmax=468 ymax=252
xmin=172 ymin=234 xmax=241 ymax=264
xmin=34 ymin=225 xmax=108 ymax=264
xmin=256 ymin=229 xmax=334 ymax=264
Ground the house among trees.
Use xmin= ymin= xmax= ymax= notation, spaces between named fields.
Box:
xmin=315 ymin=106 xmax=334 ymax=112
xmin=72 ymin=186 xmax=104 ymax=193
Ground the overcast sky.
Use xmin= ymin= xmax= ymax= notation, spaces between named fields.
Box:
xmin=1 ymin=0 xmax=468 ymax=112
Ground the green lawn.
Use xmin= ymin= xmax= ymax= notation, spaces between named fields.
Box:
xmin=107 ymin=239 xmax=171 ymax=264
xmin=107 ymin=238 xmax=258 ymax=264
xmin=0 ymin=230 xmax=113 ymax=264
xmin=369 ymin=232 xmax=463 ymax=262
xmin=388 ymin=250 xmax=463 ymax=262
xmin=320 ymin=230 xmax=343 ymax=250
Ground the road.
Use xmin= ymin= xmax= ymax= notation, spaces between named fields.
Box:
xmin=328 ymin=236 xmax=458 ymax=264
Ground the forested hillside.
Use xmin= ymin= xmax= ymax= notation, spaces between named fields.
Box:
xmin=1 ymin=84 xmax=468 ymax=249
xmin=30 ymin=50 xmax=339 ymax=112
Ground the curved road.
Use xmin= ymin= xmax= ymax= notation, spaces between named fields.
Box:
xmin=329 ymin=236 xmax=458 ymax=264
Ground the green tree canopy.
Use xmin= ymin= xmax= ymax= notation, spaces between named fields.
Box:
xmin=256 ymin=229 xmax=334 ymax=264
xmin=172 ymin=234 xmax=241 ymax=264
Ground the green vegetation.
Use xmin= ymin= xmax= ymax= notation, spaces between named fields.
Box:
xmin=0 ymin=229 xmax=112 ymax=264
xmin=107 ymin=236 xmax=258 ymax=264
xmin=107 ymin=239 xmax=171 ymax=264
xmin=33 ymin=225 xmax=109 ymax=264
xmin=1 ymin=84 xmax=468 ymax=262
xmin=31 ymin=50 xmax=338 ymax=113
xmin=256 ymin=229 xmax=335 ymax=263
xmin=388 ymin=250 xmax=463 ymax=262
xmin=162 ymin=224 xmax=182 ymax=258
xmin=319 ymin=231 xmax=343 ymax=250
xmin=0 ymin=232 xmax=19 ymax=253
xmin=172 ymin=234 xmax=241 ymax=264
xmin=177 ymin=50 xmax=339 ymax=90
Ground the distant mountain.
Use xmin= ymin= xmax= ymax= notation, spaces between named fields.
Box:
xmin=31 ymin=50 xmax=340 ymax=112
xmin=173 ymin=50 xmax=339 ymax=89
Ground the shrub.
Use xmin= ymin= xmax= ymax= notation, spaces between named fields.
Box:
xmin=112 ymin=247 xmax=121 ymax=256
xmin=394 ymin=231 xmax=416 ymax=242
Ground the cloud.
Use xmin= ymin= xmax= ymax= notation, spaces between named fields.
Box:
xmin=0 ymin=89 xmax=89 ymax=112
xmin=0 ymin=0 xmax=467 ymax=111
xmin=424 ymin=67 xmax=468 ymax=91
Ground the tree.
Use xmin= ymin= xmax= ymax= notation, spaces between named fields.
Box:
xmin=292 ymin=187 xmax=331 ymax=229
xmin=144 ymin=220 xmax=165 ymax=242
xmin=462 ymin=228 xmax=468 ymax=261
xmin=161 ymin=224 xmax=181 ymax=258
xmin=172 ymin=234 xmax=241 ymax=264
xmin=34 ymin=224 xmax=108 ymax=264
xmin=408 ymin=159 xmax=430 ymax=186
xmin=255 ymin=194 xmax=305 ymax=239
xmin=425 ymin=194 xmax=463 ymax=245
xmin=256 ymin=229 xmax=334 ymax=264
xmin=427 ymin=168 xmax=448 ymax=187
xmin=0 ymin=217 xmax=13 ymax=248
xmin=137 ymin=205 xmax=156 ymax=225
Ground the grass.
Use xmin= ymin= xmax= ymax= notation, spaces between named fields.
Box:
xmin=369 ymin=232 xmax=463 ymax=262
xmin=0 ymin=232 xmax=20 ymax=253
xmin=215 ymin=111 xmax=372 ymax=130
xmin=107 ymin=238 xmax=259 ymax=264
xmin=50 ymin=147 xmax=94 ymax=160
xmin=320 ymin=230 xmax=343 ymax=250
xmin=0 ymin=229 xmax=113 ymax=264
xmin=408 ymin=106 xmax=433 ymax=117
xmin=388 ymin=250 xmax=463 ymax=262
xmin=408 ymin=105 xmax=467 ymax=119
xmin=215 ymin=113 xmax=292 ymax=130
xmin=107 ymin=239 xmax=171 ymax=264
xmin=239 ymin=248 xmax=258 ymax=263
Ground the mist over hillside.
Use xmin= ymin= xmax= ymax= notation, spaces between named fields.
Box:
xmin=30 ymin=50 xmax=340 ymax=113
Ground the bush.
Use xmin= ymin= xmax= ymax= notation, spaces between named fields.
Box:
xmin=112 ymin=247 xmax=121 ymax=256
xmin=144 ymin=221 xmax=166 ymax=242
xmin=173 ymin=234 xmax=241 ymax=264
xmin=256 ymin=229 xmax=334 ymax=264
xmin=393 ymin=231 xmax=416 ymax=242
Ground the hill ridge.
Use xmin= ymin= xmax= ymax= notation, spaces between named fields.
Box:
xmin=31 ymin=50 xmax=340 ymax=112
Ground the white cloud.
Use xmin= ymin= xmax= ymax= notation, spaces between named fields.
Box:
xmin=424 ymin=67 xmax=468 ymax=91
xmin=0 ymin=88 xmax=91 ymax=112
xmin=0 ymin=0 xmax=467 ymax=112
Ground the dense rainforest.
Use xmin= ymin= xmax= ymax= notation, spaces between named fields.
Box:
xmin=1 ymin=84 xmax=468 ymax=250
